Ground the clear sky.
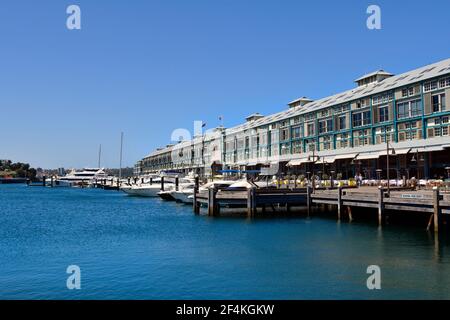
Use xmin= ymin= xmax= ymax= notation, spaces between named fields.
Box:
xmin=1 ymin=0 xmax=449 ymax=169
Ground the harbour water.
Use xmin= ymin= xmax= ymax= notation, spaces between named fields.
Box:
xmin=1 ymin=184 xmax=450 ymax=300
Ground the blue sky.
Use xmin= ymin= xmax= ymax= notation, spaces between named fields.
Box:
xmin=1 ymin=0 xmax=449 ymax=168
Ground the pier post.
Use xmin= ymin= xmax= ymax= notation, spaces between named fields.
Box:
xmin=193 ymin=176 xmax=200 ymax=215
xmin=306 ymin=186 xmax=312 ymax=216
xmin=208 ymin=187 xmax=218 ymax=216
xmin=50 ymin=176 xmax=54 ymax=188
xmin=347 ymin=206 xmax=353 ymax=222
xmin=433 ymin=187 xmax=441 ymax=233
xmin=161 ymin=176 xmax=165 ymax=191
xmin=42 ymin=176 xmax=47 ymax=187
xmin=337 ymin=186 xmax=342 ymax=220
xmin=247 ymin=187 xmax=257 ymax=218
xmin=378 ymin=187 xmax=384 ymax=226
xmin=175 ymin=176 xmax=179 ymax=191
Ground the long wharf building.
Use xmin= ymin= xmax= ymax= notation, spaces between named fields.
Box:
xmin=137 ymin=58 xmax=450 ymax=180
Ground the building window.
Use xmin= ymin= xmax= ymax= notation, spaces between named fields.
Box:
xmin=318 ymin=119 xmax=333 ymax=134
xmin=432 ymin=93 xmax=446 ymax=113
xmin=402 ymin=87 xmax=415 ymax=98
xmin=353 ymin=129 xmax=371 ymax=147
xmin=372 ymin=92 xmax=393 ymax=105
xmin=292 ymin=140 xmax=302 ymax=154
xmin=292 ymin=126 xmax=302 ymax=139
xmin=427 ymin=116 xmax=449 ymax=138
xmin=280 ymin=128 xmax=290 ymax=141
xmin=439 ymin=77 xmax=450 ymax=89
xmin=336 ymin=132 xmax=349 ymax=149
xmin=379 ymin=106 xmax=389 ymax=122
xmin=397 ymin=99 xmax=422 ymax=119
xmin=352 ymin=111 xmax=371 ymax=128
xmin=424 ymin=81 xmax=439 ymax=92
xmin=319 ymin=136 xmax=332 ymax=151
xmin=306 ymin=122 xmax=315 ymax=136
xmin=305 ymin=139 xmax=316 ymax=152
xmin=339 ymin=116 xmax=346 ymax=130
xmin=398 ymin=121 xmax=421 ymax=141
xmin=375 ymin=126 xmax=394 ymax=144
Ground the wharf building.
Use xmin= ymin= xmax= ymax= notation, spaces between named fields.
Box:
xmin=136 ymin=58 xmax=450 ymax=180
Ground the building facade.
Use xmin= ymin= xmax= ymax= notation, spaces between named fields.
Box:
xmin=136 ymin=58 xmax=450 ymax=180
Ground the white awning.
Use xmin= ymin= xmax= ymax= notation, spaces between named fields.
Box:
xmin=316 ymin=156 xmax=336 ymax=164
xmin=287 ymin=158 xmax=310 ymax=166
xmin=334 ymin=153 xmax=358 ymax=160
xmin=356 ymin=152 xmax=380 ymax=160
xmin=416 ymin=146 xmax=444 ymax=153
xmin=394 ymin=148 xmax=411 ymax=155
xmin=378 ymin=149 xmax=397 ymax=157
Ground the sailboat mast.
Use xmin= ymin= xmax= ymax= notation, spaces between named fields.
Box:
xmin=119 ymin=132 xmax=124 ymax=181
xmin=98 ymin=144 xmax=102 ymax=168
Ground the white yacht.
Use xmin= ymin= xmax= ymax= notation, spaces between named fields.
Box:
xmin=171 ymin=183 xmax=196 ymax=204
xmin=121 ymin=178 xmax=174 ymax=197
xmin=58 ymin=168 xmax=109 ymax=186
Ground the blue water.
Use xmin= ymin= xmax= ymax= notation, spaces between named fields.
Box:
xmin=1 ymin=184 xmax=450 ymax=300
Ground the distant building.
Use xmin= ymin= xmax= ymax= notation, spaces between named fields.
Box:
xmin=137 ymin=58 xmax=450 ymax=179
xmin=58 ymin=168 xmax=66 ymax=176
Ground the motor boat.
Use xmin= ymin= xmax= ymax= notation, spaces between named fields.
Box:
xmin=121 ymin=178 xmax=174 ymax=197
xmin=171 ymin=183 xmax=196 ymax=204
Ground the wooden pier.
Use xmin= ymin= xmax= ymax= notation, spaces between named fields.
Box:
xmin=193 ymin=184 xmax=450 ymax=233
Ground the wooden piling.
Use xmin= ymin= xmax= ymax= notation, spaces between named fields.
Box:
xmin=247 ymin=187 xmax=257 ymax=217
xmin=337 ymin=186 xmax=342 ymax=220
xmin=50 ymin=176 xmax=54 ymax=188
xmin=193 ymin=176 xmax=200 ymax=215
xmin=306 ymin=186 xmax=312 ymax=216
xmin=347 ymin=206 xmax=353 ymax=222
xmin=378 ymin=187 xmax=384 ymax=226
xmin=160 ymin=176 xmax=165 ymax=191
xmin=208 ymin=187 xmax=218 ymax=216
xmin=433 ymin=188 xmax=441 ymax=233
xmin=175 ymin=176 xmax=179 ymax=191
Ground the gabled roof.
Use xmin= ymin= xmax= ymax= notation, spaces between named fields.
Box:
xmin=354 ymin=70 xmax=394 ymax=82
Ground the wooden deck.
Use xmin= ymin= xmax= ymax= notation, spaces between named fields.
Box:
xmin=192 ymin=180 xmax=449 ymax=233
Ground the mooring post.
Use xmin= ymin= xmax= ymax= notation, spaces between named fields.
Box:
xmin=42 ymin=176 xmax=46 ymax=187
xmin=193 ymin=176 xmax=200 ymax=215
xmin=50 ymin=176 xmax=54 ymax=188
xmin=337 ymin=186 xmax=342 ymax=220
xmin=347 ymin=206 xmax=353 ymax=222
xmin=378 ymin=186 xmax=384 ymax=226
xmin=175 ymin=176 xmax=179 ymax=191
xmin=306 ymin=185 xmax=312 ymax=216
xmin=160 ymin=176 xmax=165 ymax=191
xmin=247 ymin=187 xmax=256 ymax=217
xmin=433 ymin=187 xmax=441 ymax=233
xmin=208 ymin=187 xmax=218 ymax=216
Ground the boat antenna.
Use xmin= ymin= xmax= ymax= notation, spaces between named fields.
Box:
xmin=119 ymin=132 xmax=124 ymax=181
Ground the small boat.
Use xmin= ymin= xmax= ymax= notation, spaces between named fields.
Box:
xmin=171 ymin=183 xmax=196 ymax=204
xmin=121 ymin=178 xmax=174 ymax=197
